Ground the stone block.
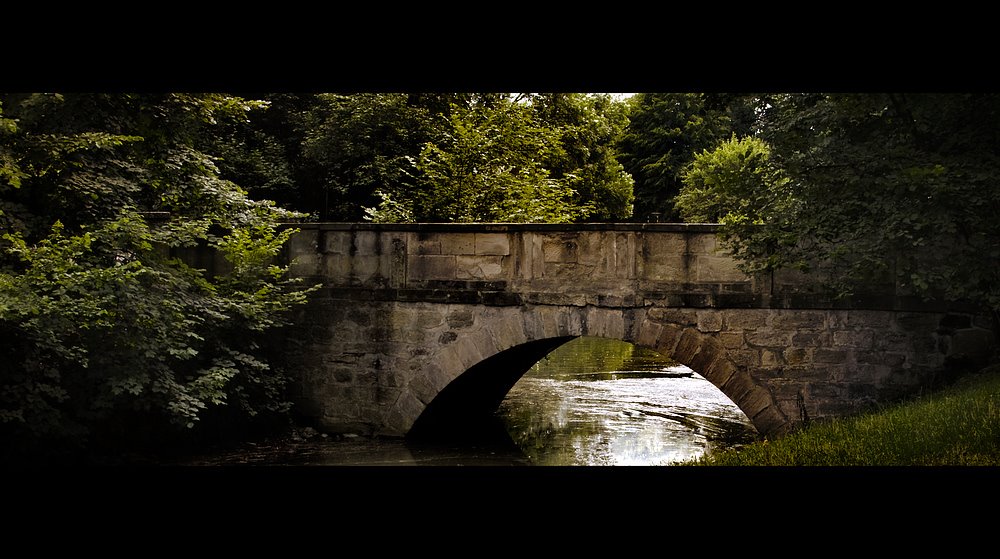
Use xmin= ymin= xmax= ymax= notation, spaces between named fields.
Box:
xmin=722 ymin=309 xmax=769 ymax=331
xmin=635 ymin=320 xmax=663 ymax=348
xmin=456 ymin=255 xmax=505 ymax=280
xmin=493 ymin=312 xmax=528 ymax=350
xmin=761 ymin=349 xmax=783 ymax=368
xmin=895 ymin=312 xmax=944 ymax=334
xmin=407 ymin=255 xmax=456 ymax=280
xmin=846 ymin=310 xmax=892 ymax=329
xmin=729 ymin=349 xmax=762 ymax=368
xmin=673 ymin=328 xmax=703 ymax=363
xmin=648 ymin=307 xmax=698 ymax=326
xmin=695 ymin=255 xmax=747 ymax=282
xmin=414 ymin=238 xmax=441 ymax=255
xmin=586 ymin=307 xmax=625 ymax=339
xmin=542 ymin=238 xmax=578 ymax=264
xmin=289 ymin=252 xmax=321 ymax=279
xmin=351 ymin=231 xmax=380 ymax=256
xmin=719 ymin=369 xmax=756 ymax=402
xmin=949 ymin=328 xmax=996 ymax=359
xmin=655 ymin=324 xmax=685 ymax=357
xmin=746 ymin=329 xmax=792 ymax=348
xmin=383 ymin=389 xmax=425 ymax=435
xmin=640 ymin=256 xmax=688 ymax=283
xmin=475 ymin=233 xmax=510 ymax=256
xmin=323 ymin=232 xmax=352 ymax=255
xmin=446 ymin=308 xmax=475 ymax=329
xmin=770 ymin=310 xmax=827 ymax=330
xmin=684 ymin=233 xmax=717 ymax=254
xmin=288 ymin=229 xmax=318 ymax=254
xmin=719 ymin=331 xmax=745 ymax=349
xmin=703 ymin=358 xmax=738 ymax=388
xmin=737 ymin=385 xmax=774 ymax=421
xmin=783 ymin=347 xmax=809 ymax=366
xmin=833 ymin=329 xmax=875 ymax=349
xmin=814 ymin=348 xmax=848 ymax=364
xmin=689 ymin=337 xmax=723 ymax=375
xmin=440 ymin=233 xmax=476 ymax=255
xmin=792 ymin=331 xmax=832 ymax=347
xmin=696 ymin=310 xmax=724 ymax=332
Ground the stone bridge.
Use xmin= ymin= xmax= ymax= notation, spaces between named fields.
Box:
xmin=261 ymin=223 xmax=997 ymax=440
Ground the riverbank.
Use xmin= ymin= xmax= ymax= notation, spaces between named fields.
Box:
xmin=684 ymin=364 xmax=1000 ymax=466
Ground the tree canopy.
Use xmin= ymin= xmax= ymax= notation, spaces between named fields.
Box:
xmin=0 ymin=93 xmax=316 ymax=463
xmin=705 ymin=93 xmax=1000 ymax=319
xmin=217 ymin=93 xmax=635 ymax=223
xmin=617 ymin=93 xmax=756 ymax=222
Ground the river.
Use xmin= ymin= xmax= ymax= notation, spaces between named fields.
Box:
xmin=177 ymin=337 xmax=759 ymax=466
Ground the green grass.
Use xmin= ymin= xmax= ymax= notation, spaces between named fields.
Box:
xmin=686 ymin=365 xmax=1000 ymax=466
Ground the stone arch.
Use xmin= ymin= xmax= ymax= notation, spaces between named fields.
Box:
xmin=384 ymin=303 xmax=602 ymax=436
xmin=387 ymin=303 xmax=792 ymax=439
xmin=629 ymin=312 xmax=792 ymax=437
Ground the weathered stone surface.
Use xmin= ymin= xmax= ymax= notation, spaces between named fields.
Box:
xmin=718 ymin=331 xmax=744 ymax=349
xmin=440 ymin=233 xmax=475 ymax=255
xmin=456 ymin=255 xmax=505 ymax=280
xmin=688 ymin=336 xmax=723 ymax=375
xmin=655 ymin=324 xmax=685 ymax=357
xmin=696 ymin=310 xmax=724 ymax=333
xmin=475 ymin=233 xmax=510 ymax=256
xmin=408 ymin=255 xmax=456 ymax=280
xmin=703 ymin=359 xmax=738 ymax=388
xmin=694 ymin=255 xmax=747 ymax=282
xmin=635 ymin=320 xmax=663 ymax=349
xmin=383 ymin=389 xmax=425 ymax=435
xmin=648 ymin=307 xmax=698 ymax=326
xmin=746 ymin=329 xmax=792 ymax=348
xmin=770 ymin=310 xmax=826 ymax=330
xmin=672 ymin=328 xmax=703 ymax=363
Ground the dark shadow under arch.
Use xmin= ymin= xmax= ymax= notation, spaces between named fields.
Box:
xmin=407 ymin=336 xmax=576 ymax=442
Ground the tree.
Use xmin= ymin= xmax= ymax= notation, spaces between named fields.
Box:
xmin=0 ymin=93 xmax=316 ymax=463
xmin=529 ymin=93 xmax=634 ymax=221
xmin=727 ymin=93 xmax=1000 ymax=319
xmin=617 ymin=93 xmax=737 ymax=222
xmin=365 ymin=94 xmax=633 ymax=223
xmin=675 ymin=134 xmax=790 ymax=224
xmin=369 ymin=95 xmax=593 ymax=223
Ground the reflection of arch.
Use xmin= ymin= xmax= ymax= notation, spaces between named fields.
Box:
xmin=395 ymin=305 xmax=791 ymax=439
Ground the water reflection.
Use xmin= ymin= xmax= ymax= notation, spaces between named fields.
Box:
xmin=496 ymin=337 xmax=758 ymax=466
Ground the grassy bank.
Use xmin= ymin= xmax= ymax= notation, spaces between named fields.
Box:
xmin=686 ymin=365 xmax=1000 ymax=466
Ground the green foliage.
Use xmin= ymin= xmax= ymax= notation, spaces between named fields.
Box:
xmin=226 ymin=93 xmax=634 ymax=224
xmin=409 ymin=98 xmax=592 ymax=222
xmin=300 ymin=93 xmax=440 ymax=220
xmin=676 ymin=134 xmax=789 ymax=223
xmin=0 ymin=93 xmax=316 ymax=462
xmin=529 ymin=93 xmax=635 ymax=221
xmin=364 ymin=94 xmax=633 ymax=223
xmin=617 ymin=93 xmax=756 ymax=221
xmin=725 ymin=93 xmax=1000 ymax=312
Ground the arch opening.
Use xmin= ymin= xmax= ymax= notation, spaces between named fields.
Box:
xmin=499 ymin=336 xmax=759 ymax=465
xmin=406 ymin=336 xmax=576 ymax=443
xmin=406 ymin=332 xmax=760 ymax=465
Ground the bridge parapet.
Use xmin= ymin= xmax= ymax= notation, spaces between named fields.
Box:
xmin=283 ymin=223 xmax=959 ymax=312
